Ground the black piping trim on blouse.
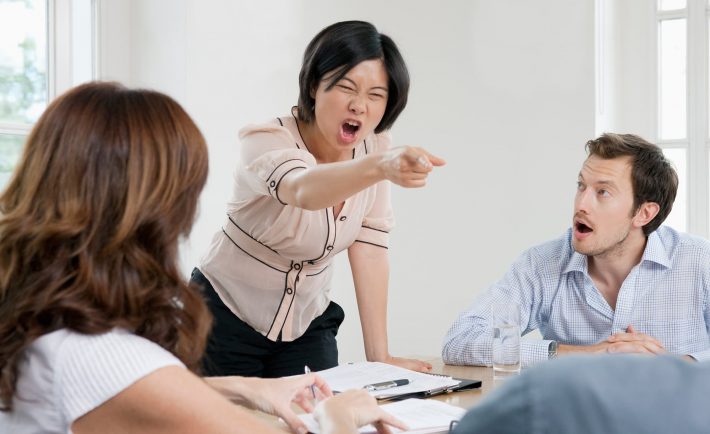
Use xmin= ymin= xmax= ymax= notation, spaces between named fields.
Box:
xmin=304 ymin=207 xmax=332 ymax=264
xmin=306 ymin=265 xmax=329 ymax=277
xmin=227 ymin=216 xmax=280 ymax=255
xmin=361 ymin=225 xmax=389 ymax=234
xmin=352 ymin=140 xmax=369 ymax=159
xmin=266 ymin=264 xmax=304 ymax=340
xmin=276 ymin=117 xmax=283 ymax=126
xmin=291 ymin=108 xmax=310 ymax=153
xmin=275 ymin=266 xmax=303 ymax=339
xmin=267 ymin=272 xmax=291 ymax=337
xmin=274 ymin=166 xmax=307 ymax=206
xmin=330 ymin=206 xmax=338 ymax=253
xmin=266 ymin=158 xmax=306 ymax=184
xmin=353 ymin=240 xmax=388 ymax=249
xmin=221 ymin=228 xmax=286 ymax=273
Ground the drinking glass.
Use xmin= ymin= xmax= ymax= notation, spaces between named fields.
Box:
xmin=491 ymin=302 xmax=521 ymax=378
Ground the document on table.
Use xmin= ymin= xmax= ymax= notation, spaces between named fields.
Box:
xmin=299 ymin=398 xmax=466 ymax=434
xmin=316 ymin=361 xmax=461 ymax=399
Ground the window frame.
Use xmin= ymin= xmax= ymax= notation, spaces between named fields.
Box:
xmin=0 ymin=0 xmax=97 ymax=149
xmin=655 ymin=0 xmax=710 ymax=237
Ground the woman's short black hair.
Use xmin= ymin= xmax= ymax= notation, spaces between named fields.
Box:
xmin=297 ymin=21 xmax=409 ymax=134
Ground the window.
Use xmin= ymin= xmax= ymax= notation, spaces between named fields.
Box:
xmin=655 ymin=0 xmax=709 ymax=236
xmin=0 ymin=0 xmax=48 ymax=187
xmin=0 ymin=0 xmax=95 ymax=188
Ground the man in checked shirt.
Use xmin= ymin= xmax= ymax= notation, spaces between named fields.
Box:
xmin=443 ymin=132 xmax=710 ymax=367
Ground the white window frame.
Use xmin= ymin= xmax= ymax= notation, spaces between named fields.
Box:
xmin=655 ymin=0 xmax=710 ymax=238
xmin=0 ymin=0 xmax=97 ymax=141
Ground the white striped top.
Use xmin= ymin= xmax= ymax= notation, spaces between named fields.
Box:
xmin=0 ymin=328 xmax=184 ymax=434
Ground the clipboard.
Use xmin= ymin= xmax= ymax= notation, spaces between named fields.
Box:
xmin=376 ymin=375 xmax=482 ymax=401
xmin=316 ymin=361 xmax=482 ymax=402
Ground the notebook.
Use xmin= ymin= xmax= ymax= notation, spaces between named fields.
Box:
xmin=298 ymin=398 xmax=466 ymax=433
xmin=378 ymin=375 xmax=482 ymax=402
xmin=315 ymin=361 xmax=482 ymax=401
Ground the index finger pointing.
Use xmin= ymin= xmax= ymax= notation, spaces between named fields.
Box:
xmin=422 ymin=149 xmax=446 ymax=166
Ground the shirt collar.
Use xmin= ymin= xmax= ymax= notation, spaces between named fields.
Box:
xmin=562 ymin=229 xmax=671 ymax=275
xmin=640 ymin=230 xmax=671 ymax=268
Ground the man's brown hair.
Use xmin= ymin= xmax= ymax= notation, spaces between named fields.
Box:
xmin=586 ymin=133 xmax=678 ymax=236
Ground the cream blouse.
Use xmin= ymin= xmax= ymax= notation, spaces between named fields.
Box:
xmin=199 ymin=113 xmax=394 ymax=342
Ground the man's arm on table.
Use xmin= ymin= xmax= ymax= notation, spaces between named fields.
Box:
xmin=441 ymin=248 xmax=553 ymax=367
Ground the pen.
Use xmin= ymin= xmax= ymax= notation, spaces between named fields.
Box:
xmin=363 ymin=379 xmax=410 ymax=391
xmin=304 ymin=365 xmax=317 ymax=400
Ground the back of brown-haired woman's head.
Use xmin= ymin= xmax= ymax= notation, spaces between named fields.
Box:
xmin=0 ymin=82 xmax=211 ymax=410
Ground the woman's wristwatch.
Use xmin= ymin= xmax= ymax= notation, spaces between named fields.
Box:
xmin=548 ymin=340 xmax=558 ymax=359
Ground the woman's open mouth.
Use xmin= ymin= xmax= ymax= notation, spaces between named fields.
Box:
xmin=339 ymin=120 xmax=361 ymax=143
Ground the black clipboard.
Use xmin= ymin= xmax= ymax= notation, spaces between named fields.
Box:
xmin=376 ymin=376 xmax=482 ymax=402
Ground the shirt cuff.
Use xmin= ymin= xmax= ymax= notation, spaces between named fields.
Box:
xmin=687 ymin=349 xmax=710 ymax=362
xmin=521 ymin=340 xmax=553 ymax=368
xmin=264 ymin=161 xmax=308 ymax=205
xmin=355 ymin=225 xmax=390 ymax=249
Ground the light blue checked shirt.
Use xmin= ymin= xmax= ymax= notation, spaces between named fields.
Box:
xmin=442 ymin=226 xmax=710 ymax=367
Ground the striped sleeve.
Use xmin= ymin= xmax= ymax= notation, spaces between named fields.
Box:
xmin=239 ymin=124 xmax=317 ymax=205
xmin=246 ymin=149 xmax=316 ymax=204
xmin=55 ymin=329 xmax=185 ymax=425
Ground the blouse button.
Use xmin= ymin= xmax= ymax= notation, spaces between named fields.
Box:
xmin=269 ymin=180 xmax=276 ymax=188
xmin=286 ymin=287 xmax=293 ymax=294
xmin=294 ymin=263 xmax=301 ymax=270
xmin=326 ymin=245 xmax=334 ymax=251
xmin=339 ymin=216 xmax=347 ymax=221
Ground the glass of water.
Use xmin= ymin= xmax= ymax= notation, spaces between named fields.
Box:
xmin=491 ymin=302 xmax=521 ymax=378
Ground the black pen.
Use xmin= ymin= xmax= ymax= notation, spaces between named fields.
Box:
xmin=363 ymin=379 xmax=410 ymax=391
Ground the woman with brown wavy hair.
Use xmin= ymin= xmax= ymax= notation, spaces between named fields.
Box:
xmin=0 ymin=82 xmax=405 ymax=434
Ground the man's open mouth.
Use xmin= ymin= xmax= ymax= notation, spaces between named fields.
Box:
xmin=575 ymin=221 xmax=593 ymax=233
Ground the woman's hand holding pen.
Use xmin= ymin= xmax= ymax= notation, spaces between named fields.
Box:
xmin=378 ymin=146 xmax=445 ymax=188
xmin=206 ymin=373 xmax=332 ymax=434
xmin=314 ymin=389 xmax=408 ymax=434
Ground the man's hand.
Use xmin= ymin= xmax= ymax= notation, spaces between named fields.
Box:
xmin=604 ymin=325 xmax=667 ymax=355
xmin=558 ymin=325 xmax=667 ymax=356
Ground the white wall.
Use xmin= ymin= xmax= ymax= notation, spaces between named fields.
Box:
xmin=99 ymin=0 xmax=595 ymax=363
xmin=596 ymin=0 xmax=655 ymax=138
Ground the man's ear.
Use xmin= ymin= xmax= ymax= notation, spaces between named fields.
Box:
xmin=632 ymin=202 xmax=660 ymax=229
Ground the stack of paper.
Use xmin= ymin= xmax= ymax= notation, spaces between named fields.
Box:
xmin=316 ymin=361 xmax=461 ymax=400
xmin=299 ymin=398 xmax=466 ymax=434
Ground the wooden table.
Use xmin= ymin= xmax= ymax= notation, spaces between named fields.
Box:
xmin=417 ymin=357 xmax=500 ymax=409
xmin=254 ymin=358 xmax=507 ymax=431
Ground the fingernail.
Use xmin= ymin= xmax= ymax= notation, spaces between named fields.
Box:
xmin=417 ymin=156 xmax=430 ymax=167
xmin=298 ymin=427 xmax=308 ymax=434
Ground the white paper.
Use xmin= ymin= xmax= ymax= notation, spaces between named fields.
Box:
xmin=316 ymin=361 xmax=460 ymax=399
xmin=299 ymin=398 xmax=466 ymax=434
